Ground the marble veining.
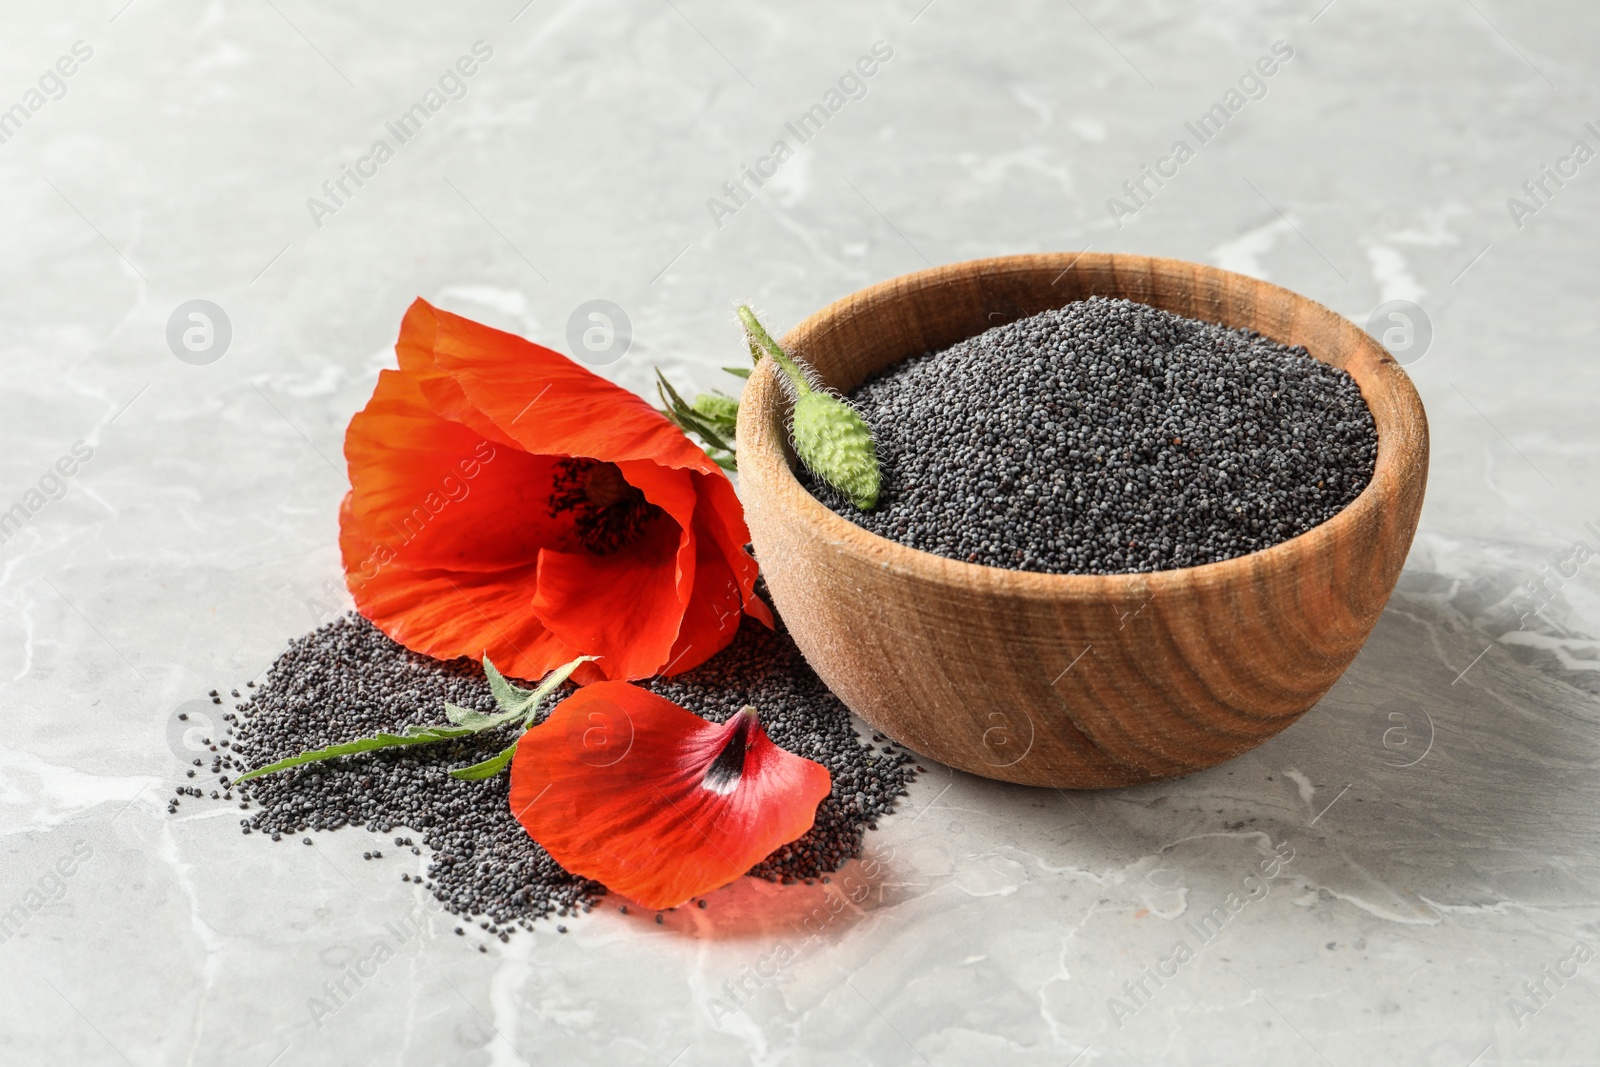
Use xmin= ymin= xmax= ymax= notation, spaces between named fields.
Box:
xmin=2 ymin=0 xmax=1597 ymax=1063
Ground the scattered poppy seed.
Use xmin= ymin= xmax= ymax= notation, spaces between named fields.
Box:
xmin=202 ymin=612 xmax=914 ymax=931
xmin=807 ymin=297 xmax=1378 ymax=574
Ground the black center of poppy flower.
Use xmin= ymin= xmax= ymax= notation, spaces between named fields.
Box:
xmin=548 ymin=458 xmax=661 ymax=555
xmin=702 ymin=706 xmax=758 ymax=795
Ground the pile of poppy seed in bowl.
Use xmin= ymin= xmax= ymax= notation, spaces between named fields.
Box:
xmin=806 ymin=297 xmax=1379 ymax=574
xmin=179 ymin=612 xmax=916 ymax=940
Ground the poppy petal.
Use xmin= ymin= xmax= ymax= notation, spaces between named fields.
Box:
xmin=340 ymin=369 xmax=577 ymax=675
xmin=341 ymin=512 xmax=579 ymax=678
xmin=531 ymin=516 xmax=687 ymax=682
xmin=343 ymin=370 xmax=572 ymax=573
xmin=614 ymin=458 xmax=701 ymax=630
xmin=341 ymin=299 xmax=769 ymax=683
xmin=659 ymin=507 xmax=745 ymax=676
xmin=508 ymin=683 xmax=833 ymax=909
xmin=403 ymin=299 xmax=719 ymax=475
xmin=394 ymin=300 xmax=524 ymax=450
xmin=693 ymin=472 xmax=775 ymax=630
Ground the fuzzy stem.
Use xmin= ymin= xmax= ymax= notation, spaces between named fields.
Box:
xmin=737 ymin=306 xmax=811 ymax=397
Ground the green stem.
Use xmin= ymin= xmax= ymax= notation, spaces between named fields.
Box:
xmin=737 ymin=306 xmax=811 ymax=397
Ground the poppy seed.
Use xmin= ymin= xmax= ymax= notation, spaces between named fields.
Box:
xmin=200 ymin=611 xmax=915 ymax=932
xmin=807 ymin=297 xmax=1378 ymax=573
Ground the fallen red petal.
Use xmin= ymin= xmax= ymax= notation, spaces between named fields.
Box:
xmin=508 ymin=682 xmax=832 ymax=909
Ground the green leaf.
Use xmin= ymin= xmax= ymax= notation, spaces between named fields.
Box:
xmin=512 ymin=654 xmax=594 ymax=729
xmin=483 ymin=655 xmax=533 ymax=713
xmin=671 ymin=404 xmax=734 ymax=454
xmin=693 ymin=393 xmax=740 ymax=430
xmin=723 ymin=366 xmax=752 ymax=379
xmin=449 ymin=743 xmax=519 ymax=781
xmin=232 ymin=725 xmax=476 ymax=784
xmin=233 ymin=654 xmax=594 ymax=785
xmin=656 ymin=369 xmax=734 ymax=455
xmin=654 ymin=366 xmax=692 ymax=411
xmin=443 ymin=702 xmax=504 ymax=729
xmin=480 ymin=653 xmax=592 ymax=722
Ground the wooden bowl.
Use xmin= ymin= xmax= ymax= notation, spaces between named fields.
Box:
xmin=736 ymin=253 xmax=1428 ymax=788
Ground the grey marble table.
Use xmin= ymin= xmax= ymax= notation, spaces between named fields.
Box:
xmin=2 ymin=1 xmax=1597 ymax=1064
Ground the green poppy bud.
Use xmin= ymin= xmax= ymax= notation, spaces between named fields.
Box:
xmin=738 ymin=305 xmax=882 ymax=511
xmin=792 ymin=391 xmax=880 ymax=511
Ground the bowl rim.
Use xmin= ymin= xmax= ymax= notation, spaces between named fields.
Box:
xmin=738 ymin=251 xmax=1430 ymax=601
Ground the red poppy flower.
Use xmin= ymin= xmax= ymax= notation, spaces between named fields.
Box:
xmin=508 ymin=682 xmax=833 ymax=909
xmin=339 ymin=299 xmax=772 ymax=682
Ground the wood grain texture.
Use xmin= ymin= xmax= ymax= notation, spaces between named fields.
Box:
xmin=736 ymin=253 xmax=1430 ymax=788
